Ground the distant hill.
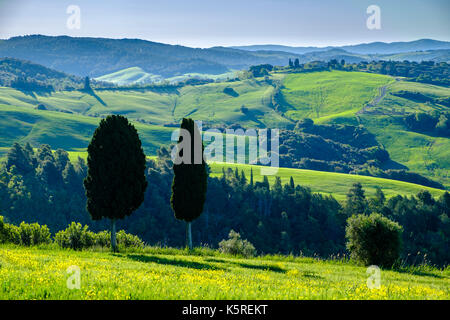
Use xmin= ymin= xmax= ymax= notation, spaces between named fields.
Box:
xmin=2 ymin=36 xmax=449 ymax=80
xmin=232 ymin=39 xmax=450 ymax=55
xmin=0 ymin=57 xmax=82 ymax=90
xmin=0 ymin=35 xmax=302 ymax=78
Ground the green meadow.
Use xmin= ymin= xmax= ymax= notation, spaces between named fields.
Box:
xmin=281 ymin=71 xmax=394 ymax=121
xmin=0 ymin=245 xmax=448 ymax=300
xmin=0 ymin=68 xmax=449 ymax=188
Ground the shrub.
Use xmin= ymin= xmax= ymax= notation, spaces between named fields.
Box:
xmin=219 ymin=230 xmax=256 ymax=257
xmin=94 ymin=230 xmax=110 ymax=248
xmin=346 ymin=213 xmax=403 ymax=268
xmin=55 ymin=222 xmax=145 ymax=250
xmin=0 ymin=216 xmax=20 ymax=244
xmin=117 ymin=230 xmax=144 ymax=248
xmin=55 ymin=222 xmax=95 ymax=250
xmin=18 ymin=221 xmax=51 ymax=246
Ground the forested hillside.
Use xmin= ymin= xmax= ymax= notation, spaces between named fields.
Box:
xmin=1 ymin=144 xmax=449 ymax=265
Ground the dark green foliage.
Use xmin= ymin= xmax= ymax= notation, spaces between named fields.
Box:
xmin=171 ymin=118 xmax=208 ymax=223
xmin=351 ymin=60 xmax=450 ymax=86
xmin=0 ymin=57 xmax=82 ymax=90
xmin=0 ymin=144 xmax=448 ymax=266
xmin=344 ymin=183 xmax=368 ymax=216
xmin=84 ymin=115 xmax=147 ymax=221
xmin=171 ymin=118 xmax=208 ymax=249
xmin=279 ymin=123 xmax=389 ymax=173
xmin=84 ymin=115 xmax=147 ymax=251
xmin=403 ymin=111 xmax=450 ymax=137
xmin=346 ymin=213 xmax=403 ymax=267
xmin=223 ymin=87 xmax=239 ymax=97
xmin=248 ymin=64 xmax=273 ymax=77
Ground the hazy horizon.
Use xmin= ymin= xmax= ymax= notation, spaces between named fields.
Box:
xmin=0 ymin=0 xmax=448 ymax=48
xmin=1 ymin=34 xmax=449 ymax=50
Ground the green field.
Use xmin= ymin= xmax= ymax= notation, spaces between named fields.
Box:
xmin=95 ymin=66 xmax=238 ymax=85
xmin=95 ymin=67 xmax=163 ymax=84
xmin=209 ymin=162 xmax=445 ymax=201
xmin=0 ymin=76 xmax=290 ymax=128
xmin=281 ymin=71 xmax=394 ymax=121
xmin=0 ymin=245 xmax=448 ymax=299
xmin=0 ymin=68 xmax=449 ymax=188
xmin=0 ymin=104 xmax=174 ymax=154
xmin=60 ymin=150 xmax=445 ymax=201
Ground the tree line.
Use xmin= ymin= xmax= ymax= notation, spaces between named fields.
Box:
xmin=1 ymin=136 xmax=448 ymax=265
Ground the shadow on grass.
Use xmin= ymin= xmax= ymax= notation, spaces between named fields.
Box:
xmin=204 ymin=258 xmax=286 ymax=273
xmin=393 ymin=267 xmax=445 ymax=279
xmin=127 ymin=254 xmax=225 ymax=271
xmin=301 ymin=271 xmax=323 ymax=279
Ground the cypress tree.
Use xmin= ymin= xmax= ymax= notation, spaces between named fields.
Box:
xmin=289 ymin=176 xmax=295 ymax=189
xmin=171 ymin=118 xmax=208 ymax=250
xmin=83 ymin=115 xmax=147 ymax=251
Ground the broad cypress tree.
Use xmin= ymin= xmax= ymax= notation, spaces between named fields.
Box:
xmin=171 ymin=118 xmax=208 ymax=250
xmin=83 ymin=115 xmax=147 ymax=251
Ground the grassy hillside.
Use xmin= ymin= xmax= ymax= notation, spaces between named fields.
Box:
xmin=0 ymin=104 xmax=174 ymax=154
xmin=95 ymin=67 xmax=163 ymax=85
xmin=59 ymin=151 xmax=447 ymax=201
xmin=0 ymin=68 xmax=448 ymax=187
xmin=209 ymin=162 xmax=445 ymax=201
xmin=96 ymin=67 xmax=238 ymax=85
xmin=280 ymin=71 xmax=394 ymax=121
xmin=0 ymin=245 xmax=448 ymax=299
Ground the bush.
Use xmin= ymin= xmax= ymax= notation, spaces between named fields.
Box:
xmin=346 ymin=213 xmax=403 ymax=268
xmin=0 ymin=216 xmax=20 ymax=244
xmin=55 ymin=222 xmax=95 ymax=250
xmin=116 ymin=230 xmax=144 ymax=248
xmin=18 ymin=222 xmax=51 ymax=246
xmin=219 ymin=230 xmax=256 ymax=257
xmin=55 ymin=222 xmax=145 ymax=250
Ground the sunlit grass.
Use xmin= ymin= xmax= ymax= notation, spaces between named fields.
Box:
xmin=0 ymin=245 xmax=448 ymax=300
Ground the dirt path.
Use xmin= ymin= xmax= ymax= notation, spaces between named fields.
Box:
xmin=357 ymin=78 xmax=399 ymax=115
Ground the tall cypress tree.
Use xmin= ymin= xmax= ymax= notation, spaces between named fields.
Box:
xmin=171 ymin=118 xmax=208 ymax=250
xmin=83 ymin=115 xmax=147 ymax=251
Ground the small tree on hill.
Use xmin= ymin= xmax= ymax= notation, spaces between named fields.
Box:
xmin=346 ymin=213 xmax=403 ymax=268
xmin=83 ymin=115 xmax=147 ymax=251
xmin=171 ymin=118 xmax=208 ymax=250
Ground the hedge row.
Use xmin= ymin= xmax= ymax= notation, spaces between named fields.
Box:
xmin=0 ymin=216 xmax=144 ymax=250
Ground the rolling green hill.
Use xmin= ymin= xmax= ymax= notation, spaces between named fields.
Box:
xmin=95 ymin=67 xmax=163 ymax=85
xmin=96 ymin=67 xmax=238 ymax=85
xmin=280 ymin=71 xmax=395 ymax=121
xmin=58 ymin=150 xmax=449 ymax=201
xmin=0 ymin=104 xmax=174 ymax=154
xmin=0 ymin=67 xmax=449 ymax=188
xmin=209 ymin=162 xmax=445 ymax=201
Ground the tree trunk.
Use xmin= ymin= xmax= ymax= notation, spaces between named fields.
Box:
xmin=111 ymin=218 xmax=117 ymax=252
xmin=186 ymin=221 xmax=192 ymax=251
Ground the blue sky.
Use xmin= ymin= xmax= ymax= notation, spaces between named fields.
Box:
xmin=0 ymin=0 xmax=448 ymax=47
